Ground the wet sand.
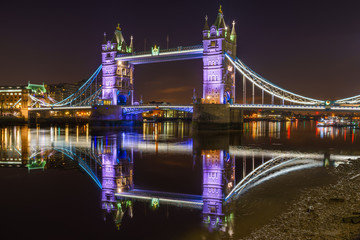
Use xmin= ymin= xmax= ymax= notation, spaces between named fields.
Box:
xmin=240 ymin=160 xmax=360 ymax=240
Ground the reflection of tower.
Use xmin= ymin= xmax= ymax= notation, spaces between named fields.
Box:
xmin=114 ymin=147 xmax=134 ymax=228
xmin=101 ymin=137 xmax=117 ymax=212
xmin=115 ymin=148 xmax=134 ymax=193
xmin=98 ymin=133 xmax=134 ymax=228
xmin=193 ymin=131 xmax=232 ymax=231
xmin=224 ymin=154 xmax=235 ymax=197
xmin=202 ymin=149 xmax=224 ymax=228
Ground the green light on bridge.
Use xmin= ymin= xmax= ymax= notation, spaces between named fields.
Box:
xmin=151 ymin=45 xmax=160 ymax=56
xmin=151 ymin=198 xmax=160 ymax=209
xmin=26 ymin=83 xmax=46 ymax=94
xmin=26 ymin=159 xmax=46 ymax=172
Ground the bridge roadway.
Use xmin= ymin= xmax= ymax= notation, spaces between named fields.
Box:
xmin=122 ymin=104 xmax=360 ymax=113
xmin=28 ymin=104 xmax=360 ymax=113
xmin=28 ymin=106 xmax=92 ymax=111
xmin=231 ymin=104 xmax=360 ymax=111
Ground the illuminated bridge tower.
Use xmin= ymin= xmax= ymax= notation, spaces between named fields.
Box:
xmin=202 ymin=6 xmax=237 ymax=104
xmin=202 ymin=149 xmax=224 ymax=229
xmin=102 ymin=25 xmax=134 ymax=105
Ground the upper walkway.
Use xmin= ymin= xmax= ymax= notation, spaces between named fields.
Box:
xmin=115 ymin=45 xmax=203 ymax=64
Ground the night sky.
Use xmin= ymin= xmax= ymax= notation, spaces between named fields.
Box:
xmin=2 ymin=0 xmax=360 ymax=103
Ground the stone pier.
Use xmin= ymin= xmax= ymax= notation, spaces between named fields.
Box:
xmin=90 ymin=105 xmax=142 ymax=127
xmin=192 ymin=104 xmax=243 ymax=130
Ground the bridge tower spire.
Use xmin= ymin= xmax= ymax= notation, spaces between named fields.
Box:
xmin=202 ymin=7 xmax=237 ymax=104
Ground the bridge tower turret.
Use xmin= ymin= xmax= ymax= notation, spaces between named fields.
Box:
xmin=202 ymin=6 xmax=237 ymax=104
xmin=101 ymin=25 xmax=134 ymax=106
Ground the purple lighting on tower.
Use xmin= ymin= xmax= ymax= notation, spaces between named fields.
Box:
xmin=101 ymin=25 xmax=134 ymax=106
xmin=202 ymin=149 xmax=224 ymax=229
xmin=101 ymin=137 xmax=117 ymax=213
xmin=202 ymin=6 xmax=237 ymax=104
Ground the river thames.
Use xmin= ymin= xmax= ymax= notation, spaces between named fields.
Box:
xmin=0 ymin=120 xmax=359 ymax=239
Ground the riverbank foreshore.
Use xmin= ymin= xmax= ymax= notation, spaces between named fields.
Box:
xmin=241 ymin=160 xmax=360 ymax=240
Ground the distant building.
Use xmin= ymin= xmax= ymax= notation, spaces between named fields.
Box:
xmin=0 ymin=83 xmax=50 ymax=116
xmin=47 ymin=83 xmax=78 ymax=102
xmin=147 ymin=101 xmax=171 ymax=105
xmin=0 ymin=85 xmax=30 ymax=117
xmin=47 ymin=75 xmax=101 ymax=103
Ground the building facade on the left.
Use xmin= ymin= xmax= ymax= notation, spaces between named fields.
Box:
xmin=0 ymin=85 xmax=28 ymax=116
xmin=0 ymin=83 xmax=48 ymax=117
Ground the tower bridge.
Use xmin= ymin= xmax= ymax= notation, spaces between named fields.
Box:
xmin=23 ymin=6 xmax=360 ymax=128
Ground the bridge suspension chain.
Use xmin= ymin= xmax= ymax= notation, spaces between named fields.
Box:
xmin=30 ymin=65 xmax=102 ymax=108
xmin=52 ymin=65 xmax=102 ymax=106
xmin=335 ymin=95 xmax=360 ymax=104
xmin=225 ymin=53 xmax=324 ymax=105
xmin=71 ymin=87 xmax=102 ymax=106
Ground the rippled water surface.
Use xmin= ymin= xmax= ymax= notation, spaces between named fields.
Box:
xmin=0 ymin=120 xmax=358 ymax=239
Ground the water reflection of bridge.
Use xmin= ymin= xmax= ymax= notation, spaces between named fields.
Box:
xmin=0 ymin=124 xmax=358 ymax=231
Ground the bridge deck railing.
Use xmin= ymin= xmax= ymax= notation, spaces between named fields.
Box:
xmin=117 ymin=44 xmax=203 ymax=57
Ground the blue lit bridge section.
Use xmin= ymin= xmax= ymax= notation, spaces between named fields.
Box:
xmin=122 ymin=105 xmax=193 ymax=115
